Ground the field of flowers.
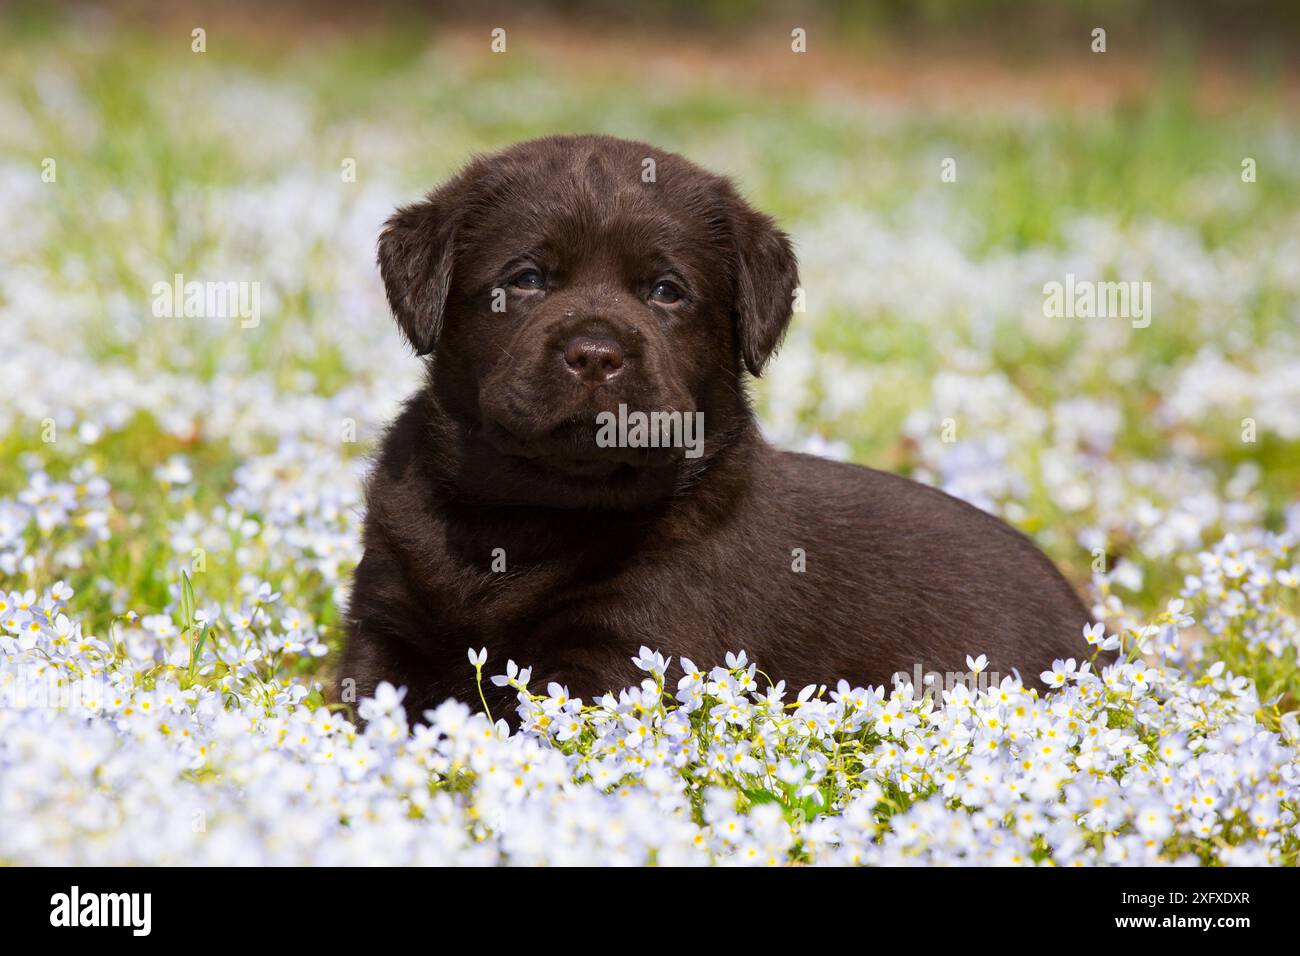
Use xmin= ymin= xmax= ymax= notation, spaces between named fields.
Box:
xmin=1 ymin=14 xmax=1299 ymax=865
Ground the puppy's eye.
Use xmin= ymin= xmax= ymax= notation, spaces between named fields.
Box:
xmin=649 ymin=280 xmax=683 ymax=304
xmin=511 ymin=269 xmax=546 ymax=291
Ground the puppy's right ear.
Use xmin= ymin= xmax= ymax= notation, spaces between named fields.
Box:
xmin=377 ymin=194 xmax=460 ymax=356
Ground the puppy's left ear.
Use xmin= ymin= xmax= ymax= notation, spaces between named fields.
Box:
xmin=729 ymin=195 xmax=799 ymax=377
xmin=377 ymin=193 xmax=461 ymax=356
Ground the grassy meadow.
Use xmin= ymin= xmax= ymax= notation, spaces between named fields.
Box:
xmin=0 ymin=10 xmax=1298 ymax=864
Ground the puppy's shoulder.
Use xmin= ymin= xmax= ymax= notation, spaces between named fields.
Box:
xmin=364 ymin=389 xmax=448 ymax=529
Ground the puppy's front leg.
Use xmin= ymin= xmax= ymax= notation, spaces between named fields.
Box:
xmin=336 ymin=538 xmax=450 ymax=725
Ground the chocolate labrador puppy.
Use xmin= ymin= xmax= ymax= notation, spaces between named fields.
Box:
xmin=340 ymin=134 xmax=1091 ymax=722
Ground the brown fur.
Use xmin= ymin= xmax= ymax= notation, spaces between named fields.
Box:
xmin=339 ymin=134 xmax=1091 ymax=723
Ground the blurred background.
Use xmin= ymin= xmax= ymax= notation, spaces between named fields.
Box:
xmin=1 ymin=0 xmax=1297 ymax=689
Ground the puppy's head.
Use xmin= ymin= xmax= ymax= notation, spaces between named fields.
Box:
xmin=379 ymin=134 xmax=798 ymax=508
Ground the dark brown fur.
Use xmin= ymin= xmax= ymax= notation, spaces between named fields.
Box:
xmin=339 ymin=134 xmax=1091 ymax=722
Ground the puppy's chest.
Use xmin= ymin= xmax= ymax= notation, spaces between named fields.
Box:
xmin=444 ymin=531 xmax=718 ymax=641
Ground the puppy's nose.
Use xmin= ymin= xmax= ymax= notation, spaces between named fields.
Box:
xmin=563 ymin=335 xmax=624 ymax=385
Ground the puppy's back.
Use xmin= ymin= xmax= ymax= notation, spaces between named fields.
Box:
xmin=751 ymin=449 xmax=1094 ymax=688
